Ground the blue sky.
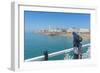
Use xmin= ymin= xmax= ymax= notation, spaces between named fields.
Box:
xmin=24 ymin=11 xmax=90 ymax=32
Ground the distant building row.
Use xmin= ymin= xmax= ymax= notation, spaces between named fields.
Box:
xmin=39 ymin=28 xmax=90 ymax=33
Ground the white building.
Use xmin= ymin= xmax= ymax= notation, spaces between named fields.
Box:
xmin=67 ymin=28 xmax=90 ymax=33
xmin=79 ymin=28 xmax=90 ymax=33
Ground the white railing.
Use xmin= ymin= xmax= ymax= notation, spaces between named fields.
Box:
xmin=25 ymin=43 xmax=90 ymax=62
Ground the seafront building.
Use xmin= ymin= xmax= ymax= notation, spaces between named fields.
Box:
xmin=39 ymin=27 xmax=90 ymax=33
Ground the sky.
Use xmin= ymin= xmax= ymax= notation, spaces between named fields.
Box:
xmin=24 ymin=11 xmax=90 ymax=32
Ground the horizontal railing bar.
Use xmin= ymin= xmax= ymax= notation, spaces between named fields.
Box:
xmin=25 ymin=43 xmax=90 ymax=62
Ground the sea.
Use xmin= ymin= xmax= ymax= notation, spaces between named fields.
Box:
xmin=24 ymin=32 xmax=90 ymax=60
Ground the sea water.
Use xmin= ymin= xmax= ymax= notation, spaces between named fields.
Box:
xmin=24 ymin=32 xmax=90 ymax=60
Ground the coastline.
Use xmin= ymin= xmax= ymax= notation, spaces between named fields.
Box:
xmin=34 ymin=31 xmax=90 ymax=39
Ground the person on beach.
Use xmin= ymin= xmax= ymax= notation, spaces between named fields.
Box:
xmin=72 ymin=32 xmax=83 ymax=59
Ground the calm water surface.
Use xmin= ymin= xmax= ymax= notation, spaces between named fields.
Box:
xmin=24 ymin=32 xmax=90 ymax=60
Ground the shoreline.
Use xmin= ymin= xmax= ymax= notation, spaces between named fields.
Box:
xmin=35 ymin=31 xmax=90 ymax=39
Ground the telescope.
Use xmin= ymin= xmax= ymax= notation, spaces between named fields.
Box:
xmin=72 ymin=32 xmax=82 ymax=59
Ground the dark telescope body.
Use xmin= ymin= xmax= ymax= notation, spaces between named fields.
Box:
xmin=72 ymin=32 xmax=83 ymax=59
xmin=43 ymin=50 xmax=48 ymax=61
xmin=72 ymin=32 xmax=82 ymax=47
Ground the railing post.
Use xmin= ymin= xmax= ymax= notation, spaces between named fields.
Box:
xmin=43 ymin=50 xmax=48 ymax=61
xmin=78 ymin=43 xmax=82 ymax=59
